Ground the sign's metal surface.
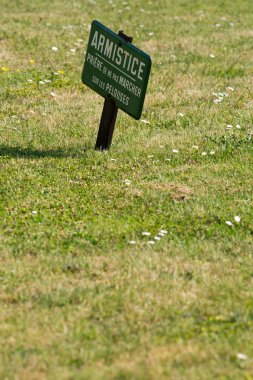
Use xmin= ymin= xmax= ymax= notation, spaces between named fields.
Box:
xmin=82 ymin=20 xmax=151 ymax=120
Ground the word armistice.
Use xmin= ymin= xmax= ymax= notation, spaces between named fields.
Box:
xmin=90 ymin=30 xmax=146 ymax=81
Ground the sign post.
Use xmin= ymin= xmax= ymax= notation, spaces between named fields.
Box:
xmin=81 ymin=20 xmax=151 ymax=150
xmin=95 ymin=98 xmax=118 ymax=150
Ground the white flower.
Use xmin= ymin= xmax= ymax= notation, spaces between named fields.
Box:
xmin=237 ymin=353 xmax=248 ymax=360
xmin=70 ymin=48 xmax=76 ymax=53
xmin=210 ymin=151 xmax=215 ymax=155
xmin=234 ymin=216 xmax=241 ymax=223
xmin=159 ymin=145 xmax=164 ymax=148
xmin=229 ymin=22 xmax=235 ymax=26
xmin=160 ymin=229 xmax=168 ymax=234
xmin=31 ymin=211 xmax=37 ymax=215
xmin=158 ymin=232 xmax=166 ymax=237
xmin=213 ymin=98 xmax=222 ymax=103
xmin=219 ymin=92 xmax=228 ymax=97
xmin=154 ymin=236 xmax=161 ymax=241
xmin=148 ymin=32 xmax=154 ymax=36
xmin=225 ymin=221 xmax=233 ymax=226
xmin=142 ymin=232 xmax=151 ymax=236
xmin=123 ymin=179 xmax=131 ymax=185
xmin=51 ymin=46 xmax=58 ymax=51
xmin=215 ymin=23 xmax=221 ymax=27
xmin=227 ymin=86 xmax=234 ymax=91
xmin=44 ymin=79 xmax=52 ymax=83
xmin=50 ymin=92 xmax=57 ymax=97
xmin=165 ymin=158 xmax=171 ymax=161
xmin=39 ymin=81 xmax=45 ymax=84
xmin=148 ymin=241 xmax=155 ymax=244
xmin=139 ymin=24 xmax=144 ymax=28
xmin=209 ymin=54 xmax=215 ymax=58
xmin=235 ymin=124 xmax=241 ymax=129
xmin=110 ymin=158 xmax=116 ymax=161
xmin=226 ymin=124 xmax=233 ymax=129
xmin=129 ymin=240 xmax=136 ymax=245
xmin=192 ymin=145 xmax=199 ymax=149
xmin=141 ymin=119 xmax=150 ymax=125
xmin=27 ymin=79 xmax=33 ymax=82
xmin=148 ymin=155 xmax=154 ymax=158
xmin=178 ymin=113 xmax=184 ymax=117
xmin=201 ymin=152 xmax=207 ymax=156
xmin=172 ymin=149 xmax=179 ymax=153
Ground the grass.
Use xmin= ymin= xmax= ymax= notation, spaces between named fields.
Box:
xmin=0 ymin=0 xmax=253 ymax=378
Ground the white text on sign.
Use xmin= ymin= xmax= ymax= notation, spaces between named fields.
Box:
xmin=87 ymin=53 xmax=142 ymax=98
xmin=90 ymin=31 xmax=146 ymax=81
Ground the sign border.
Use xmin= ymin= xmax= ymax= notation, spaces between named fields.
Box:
xmin=81 ymin=20 xmax=152 ymax=120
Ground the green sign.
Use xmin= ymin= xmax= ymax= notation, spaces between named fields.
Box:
xmin=82 ymin=20 xmax=151 ymax=120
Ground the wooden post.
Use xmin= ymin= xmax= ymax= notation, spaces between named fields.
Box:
xmin=95 ymin=98 xmax=118 ymax=150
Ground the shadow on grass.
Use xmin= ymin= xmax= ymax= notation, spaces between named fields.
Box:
xmin=0 ymin=145 xmax=87 ymax=159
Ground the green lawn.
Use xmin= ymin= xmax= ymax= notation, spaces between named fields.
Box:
xmin=0 ymin=0 xmax=253 ymax=379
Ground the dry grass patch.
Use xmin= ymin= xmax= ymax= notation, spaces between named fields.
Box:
xmin=0 ymin=42 xmax=19 ymax=65
xmin=146 ymin=182 xmax=192 ymax=202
